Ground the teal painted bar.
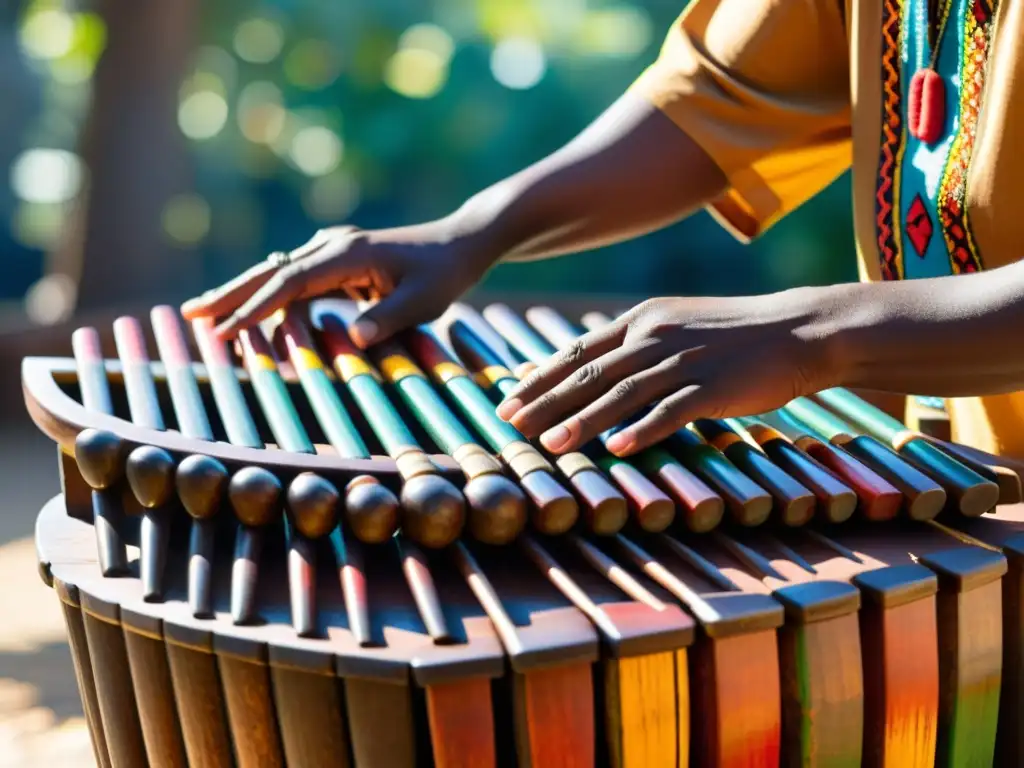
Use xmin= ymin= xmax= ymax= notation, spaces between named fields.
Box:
xmin=204 ymin=363 xmax=263 ymax=449
xmin=167 ymin=367 xmax=214 ymax=441
xmin=490 ymin=375 xmax=517 ymax=399
xmin=393 ymin=376 xmax=476 ymax=454
xmin=670 ymin=427 xmax=768 ymax=502
xmin=783 ymin=398 xmax=854 ymax=441
xmin=900 ymin=438 xmax=989 ymax=489
xmin=77 ymin=359 xmax=114 ymax=415
xmin=817 ymin=388 xmax=903 ymax=443
xmin=346 ymin=375 xmax=421 ymax=455
xmin=761 ymin=410 xmax=816 ymax=441
xmin=483 ymin=304 xmax=556 ymax=363
xmin=674 ymin=426 xmax=705 ymax=447
xmin=121 ymin=362 xmax=164 ymax=430
xmin=524 ymin=306 xmax=584 ymax=349
xmin=447 ymin=376 xmax=521 ymax=451
xmin=296 ymin=366 xmax=369 ymax=459
xmin=248 ymin=368 xmax=315 ymax=455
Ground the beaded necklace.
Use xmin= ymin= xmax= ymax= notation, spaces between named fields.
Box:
xmin=908 ymin=0 xmax=955 ymax=143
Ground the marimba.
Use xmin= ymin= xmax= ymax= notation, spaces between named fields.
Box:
xmin=22 ymin=297 xmax=1024 ymax=768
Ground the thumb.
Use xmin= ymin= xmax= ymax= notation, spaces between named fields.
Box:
xmin=348 ymin=282 xmax=438 ymax=349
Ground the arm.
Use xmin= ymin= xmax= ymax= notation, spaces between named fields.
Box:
xmin=447 ymin=92 xmax=728 ymax=263
xmin=183 ymin=92 xmax=727 ymax=344
xmin=185 ymin=0 xmax=848 ymax=346
xmin=498 ymin=266 xmax=1024 ymax=457
xmin=823 ymin=260 xmax=1024 ymax=396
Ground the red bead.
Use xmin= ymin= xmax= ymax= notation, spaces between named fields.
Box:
xmin=908 ymin=70 xmax=924 ymax=136
xmin=908 ymin=69 xmax=946 ymax=144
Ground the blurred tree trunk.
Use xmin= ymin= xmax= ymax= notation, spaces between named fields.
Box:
xmin=48 ymin=0 xmax=199 ymax=311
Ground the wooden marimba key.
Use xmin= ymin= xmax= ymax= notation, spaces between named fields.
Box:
xmin=23 ymin=297 xmax=1024 ymax=767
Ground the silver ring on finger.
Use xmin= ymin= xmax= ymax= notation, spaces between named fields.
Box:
xmin=267 ymin=251 xmax=292 ymax=269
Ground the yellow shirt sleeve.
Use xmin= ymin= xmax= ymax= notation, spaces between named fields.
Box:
xmin=631 ymin=0 xmax=853 ymax=241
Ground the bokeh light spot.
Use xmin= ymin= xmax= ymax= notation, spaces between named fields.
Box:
xmin=20 ymin=9 xmax=74 ymax=60
xmin=291 ymin=127 xmax=343 ymax=177
xmin=238 ymin=81 xmax=282 ymax=108
xmin=178 ymin=92 xmax=229 ymax=140
xmin=478 ymin=4 xmax=543 ymax=43
xmin=163 ymin=194 xmax=211 ymax=245
xmin=72 ymin=12 xmax=107 ymax=61
xmin=284 ymin=40 xmax=341 ymax=90
xmin=49 ymin=53 xmax=94 ymax=84
xmin=384 ymin=48 xmax=448 ymax=99
xmin=234 ymin=18 xmax=284 ymax=64
xmin=398 ymin=24 xmax=455 ymax=62
xmin=195 ymin=46 xmax=238 ymax=90
xmin=238 ymin=82 xmax=286 ymax=144
xmin=10 ymin=149 xmax=83 ymax=204
xmin=490 ymin=37 xmax=545 ymax=90
xmin=182 ymin=72 xmax=227 ymax=98
xmin=578 ymin=8 xmax=653 ymax=57
xmin=25 ymin=274 xmax=77 ymax=325
xmin=304 ymin=172 xmax=361 ymax=221
xmin=240 ymin=104 xmax=286 ymax=145
xmin=11 ymin=202 xmax=65 ymax=250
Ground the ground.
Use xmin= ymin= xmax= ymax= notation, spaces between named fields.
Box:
xmin=0 ymin=419 xmax=94 ymax=766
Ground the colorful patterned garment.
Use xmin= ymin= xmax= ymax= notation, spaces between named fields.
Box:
xmin=876 ymin=0 xmax=1000 ymax=281
xmin=632 ymin=0 xmax=1024 ymax=458
xmin=876 ymin=0 xmax=1000 ymax=413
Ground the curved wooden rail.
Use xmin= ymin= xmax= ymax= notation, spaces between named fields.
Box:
xmin=22 ymin=356 xmax=464 ymax=489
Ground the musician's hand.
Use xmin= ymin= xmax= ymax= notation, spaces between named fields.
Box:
xmin=496 ymin=293 xmax=845 ymax=456
xmin=181 ymin=223 xmax=496 ymax=348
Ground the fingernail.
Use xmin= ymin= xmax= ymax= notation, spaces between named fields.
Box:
xmin=540 ymin=424 xmax=571 ymax=452
xmin=350 ymin=319 xmax=378 ymax=348
xmin=181 ymin=291 xmax=214 ymax=315
xmin=514 ymin=362 xmax=537 ymax=378
xmin=496 ymin=398 xmax=522 ymax=421
xmin=605 ymin=431 xmax=635 ymax=455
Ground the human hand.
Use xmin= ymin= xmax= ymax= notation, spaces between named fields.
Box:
xmin=181 ymin=223 xmax=497 ymax=348
xmin=495 ymin=293 xmax=844 ymax=456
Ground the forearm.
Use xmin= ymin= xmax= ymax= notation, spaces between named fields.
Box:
xmin=443 ymin=92 xmax=727 ymax=265
xmin=816 ymin=261 xmax=1024 ymax=395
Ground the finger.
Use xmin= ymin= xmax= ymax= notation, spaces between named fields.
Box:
xmin=213 ymin=269 xmax=305 ymax=339
xmin=534 ymin=353 xmax=691 ymax=452
xmin=180 ymin=234 xmax=331 ymax=320
xmin=214 ymin=239 xmax=382 ymax=338
xmin=509 ymin=341 xmax=663 ymax=437
xmin=289 ymin=227 xmax=339 ymax=260
xmin=514 ymin=362 xmax=537 ymax=379
xmin=349 ymin=281 xmax=439 ymax=349
xmin=496 ymin=322 xmax=625 ymax=421
xmin=181 ymin=261 xmax=278 ymax=321
xmin=604 ymin=385 xmax=718 ymax=456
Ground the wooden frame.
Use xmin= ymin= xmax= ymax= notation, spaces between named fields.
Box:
xmin=24 ymin=357 xmax=464 ymax=498
xmin=24 ymin=298 xmax=1024 ymax=767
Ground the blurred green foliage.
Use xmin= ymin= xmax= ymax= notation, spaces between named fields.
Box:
xmin=1 ymin=0 xmax=857 ymax=309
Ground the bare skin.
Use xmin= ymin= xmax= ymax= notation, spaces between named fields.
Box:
xmin=183 ymin=93 xmax=1024 ymax=458
xmin=497 ymin=269 xmax=1024 ymax=456
xmin=181 ymin=94 xmax=728 ymax=346
xmin=499 ymin=293 xmax=837 ymax=455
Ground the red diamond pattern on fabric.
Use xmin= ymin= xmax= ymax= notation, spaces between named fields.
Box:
xmin=906 ymin=194 xmax=933 ymax=258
